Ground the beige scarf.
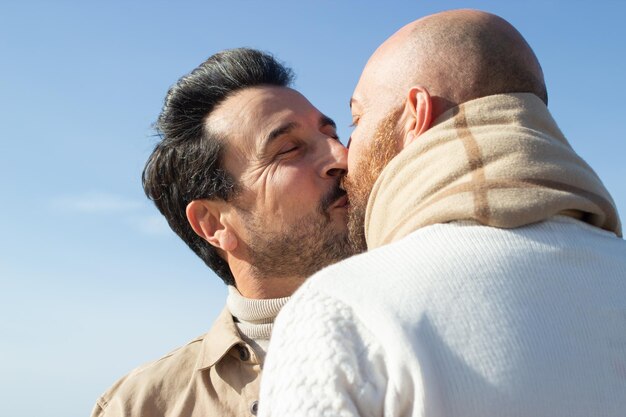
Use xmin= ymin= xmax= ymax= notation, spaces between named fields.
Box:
xmin=365 ymin=93 xmax=622 ymax=249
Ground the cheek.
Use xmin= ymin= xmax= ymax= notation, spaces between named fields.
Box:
xmin=263 ymin=165 xmax=322 ymax=212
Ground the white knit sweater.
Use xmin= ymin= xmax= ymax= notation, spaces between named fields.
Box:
xmin=259 ymin=217 xmax=626 ymax=416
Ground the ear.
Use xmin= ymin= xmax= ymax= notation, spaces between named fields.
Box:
xmin=186 ymin=200 xmax=238 ymax=252
xmin=402 ymin=86 xmax=432 ymax=148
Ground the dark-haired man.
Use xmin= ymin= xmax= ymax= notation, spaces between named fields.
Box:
xmin=91 ymin=48 xmax=353 ymax=417
xmin=261 ymin=10 xmax=626 ymax=416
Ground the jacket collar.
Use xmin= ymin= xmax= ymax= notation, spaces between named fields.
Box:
xmin=198 ymin=306 xmax=244 ymax=369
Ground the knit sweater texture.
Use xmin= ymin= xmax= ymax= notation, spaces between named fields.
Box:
xmin=261 ymin=218 xmax=626 ymax=417
xmin=259 ymin=94 xmax=626 ymax=417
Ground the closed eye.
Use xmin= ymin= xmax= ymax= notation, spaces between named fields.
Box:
xmin=277 ymin=145 xmax=298 ymax=155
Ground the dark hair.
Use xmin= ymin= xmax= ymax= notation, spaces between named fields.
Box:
xmin=142 ymin=48 xmax=294 ymax=285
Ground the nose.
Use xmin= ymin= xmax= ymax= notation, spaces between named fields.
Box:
xmin=321 ymin=138 xmax=348 ymax=179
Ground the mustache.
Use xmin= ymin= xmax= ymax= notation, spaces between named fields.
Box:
xmin=320 ymin=178 xmax=347 ymax=211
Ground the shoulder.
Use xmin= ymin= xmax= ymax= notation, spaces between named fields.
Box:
xmin=271 ymin=283 xmax=382 ymax=369
xmin=307 ymin=217 xmax=623 ymax=294
xmin=295 ymin=222 xmax=465 ymax=306
xmin=92 ymin=333 xmax=207 ymax=416
xmin=92 ymin=306 xmax=243 ymax=417
xmin=270 ymin=278 xmax=386 ymax=385
xmin=262 ymin=289 xmax=386 ymax=417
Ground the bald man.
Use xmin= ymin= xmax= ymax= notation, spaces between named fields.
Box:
xmin=259 ymin=9 xmax=626 ymax=417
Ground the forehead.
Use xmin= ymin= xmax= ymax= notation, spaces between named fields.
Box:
xmin=352 ymin=31 xmax=411 ymax=111
xmin=207 ymin=86 xmax=319 ymax=146
xmin=353 ymin=59 xmax=400 ymax=113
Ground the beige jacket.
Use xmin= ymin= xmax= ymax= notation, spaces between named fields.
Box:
xmin=91 ymin=307 xmax=262 ymax=417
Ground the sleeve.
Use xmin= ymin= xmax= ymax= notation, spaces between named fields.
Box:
xmin=259 ymin=286 xmax=387 ymax=417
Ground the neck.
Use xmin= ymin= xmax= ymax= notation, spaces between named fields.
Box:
xmin=227 ymin=253 xmax=307 ymax=299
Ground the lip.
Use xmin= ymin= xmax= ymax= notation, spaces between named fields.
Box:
xmin=330 ymin=194 xmax=349 ymax=210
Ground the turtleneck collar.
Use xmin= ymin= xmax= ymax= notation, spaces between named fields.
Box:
xmin=226 ymin=286 xmax=290 ymax=341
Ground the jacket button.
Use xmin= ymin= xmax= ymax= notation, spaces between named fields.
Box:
xmin=250 ymin=400 xmax=259 ymax=415
xmin=237 ymin=345 xmax=250 ymax=361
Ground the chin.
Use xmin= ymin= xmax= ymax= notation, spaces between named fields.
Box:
xmin=331 ymin=216 xmax=349 ymax=231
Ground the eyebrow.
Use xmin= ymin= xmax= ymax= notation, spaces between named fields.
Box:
xmin=320 ymin=115 xmax=337 ymax=130
xmin=265 ymin=121 xmax=299 ymax=145
xmin=263 ymin=115 xmax=337 ymax=148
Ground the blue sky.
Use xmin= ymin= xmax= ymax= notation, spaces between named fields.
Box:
xmin=1 ymin=1 xmax=624 ymax=416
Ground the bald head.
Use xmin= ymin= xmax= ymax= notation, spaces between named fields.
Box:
xmin=345 ymin=10 xmax=550 ymax=249
xmin=357 ymin=9 xmax=547 ymax=119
